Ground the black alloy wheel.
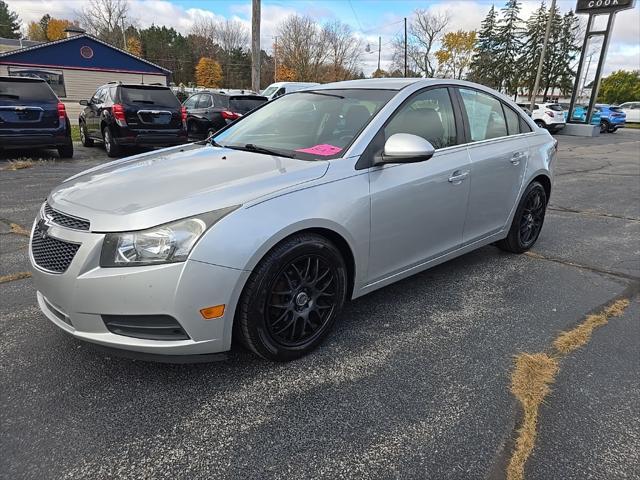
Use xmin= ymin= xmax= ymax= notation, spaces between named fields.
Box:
xmin=496 ymin=181 xmax=547 ymax=253
xmin=266 ymin=255 xmax=338 ymax=347
xmin=236 ymin=233 xmax=348 ymax=361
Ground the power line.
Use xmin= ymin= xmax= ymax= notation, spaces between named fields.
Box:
xmin=348 ymin=0 xmax=365 ymax=32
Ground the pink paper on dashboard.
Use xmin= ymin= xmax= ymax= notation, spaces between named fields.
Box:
xmin=296 ymin=144 xmax=342 ymax=156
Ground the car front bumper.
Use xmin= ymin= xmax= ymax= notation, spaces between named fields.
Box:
xmin=29 ymin=216 xmax=249 ymax=356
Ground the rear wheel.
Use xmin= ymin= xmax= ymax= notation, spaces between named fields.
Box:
xmin=236 ymin=233 xmax=348 ymax=361
xmin=187 ymin=120 xmax=199 ymax=139
xmin=496 ymin=181 xmax=547 ymax=253
xmin=80 ymin=121 xmax=93 ymax=147
xmin=600 ymin=120 xmax=610 ymax=133
xmin=607 ymin=124 xmax=617 ymax=133
xmin=57 ymin=119 xmax=74 ymax=158
xmin=102 ymin=126 xmax=121 ymax=157
xmin=534 ymin=120 xmax=546 ymax=130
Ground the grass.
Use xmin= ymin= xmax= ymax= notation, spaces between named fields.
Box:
xmin=10 ymin=222 xmax=30 ymax=237
xmin=70 ymin=124 xmax=81 ymax=142
xmin=624 ymin=122 xmax=640 ymax=129
xmin=0 ymin=271 xmax=32 ymax=283
xmin=506 ymin=297 xmax=632 ymax=480
xmin=2 ymin=159 xmax=34 ymax=171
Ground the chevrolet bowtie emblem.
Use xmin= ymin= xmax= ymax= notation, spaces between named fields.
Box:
xmin=37 ymin=218 xmax=49 ymax=239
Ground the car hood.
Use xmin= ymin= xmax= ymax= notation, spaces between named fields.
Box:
xmin=49 ymin=143 xmax=329 ymax=231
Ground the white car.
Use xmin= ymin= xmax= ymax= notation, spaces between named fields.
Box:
xmin=619 ymin=101 xmax=640 ymax=123
xmin=261 ymin=82 xmax=320 ymax=101
xmin=518 ymin=102 xmax=567 ymax=133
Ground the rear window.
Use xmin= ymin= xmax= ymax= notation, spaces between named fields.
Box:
xmin=547 ymin=104 xmax=564 ymax=111
xmin=262 ymin=86 xmax=278 ymax=97
xmin=609 ymin=106 xmax=623 ymax=112
xmin=119 ymin=86 xmax=180 ymax=108
xmin=0 ymin=79 xmax=57 ymax=104
xmin=229 ymin=96 xmax=267 ymax=114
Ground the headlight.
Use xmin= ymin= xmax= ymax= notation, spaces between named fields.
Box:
xmin=100 ymin=206 xmax=238 ymax=267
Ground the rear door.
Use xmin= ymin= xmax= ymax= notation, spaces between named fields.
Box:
xmin=456 ymin=87 xmax=529 ymax=244
xmin=367 ymin=87 xmax=471 ymax=283
xmin=0 ymin=78 xmax=59 ymax=132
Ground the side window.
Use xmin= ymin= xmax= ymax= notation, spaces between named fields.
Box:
xmin=459 ymin=88 xmax=508 ymax=141
xmin=384 ymin=88 xmax=457 ymax=149
xmin=503 ymin=105 xmax=522 ymax=135
xmin=183 ymin=94 xmax=199 ymax=109
xmin=198 ymin=94 xmax=212 ymax=108
xmin=90 ymin=88 xmax=103 ymax=104
xmin=274 ymin=88 xmax=285 ymax=98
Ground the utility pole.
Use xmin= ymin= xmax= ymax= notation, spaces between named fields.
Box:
xmin=121 ymin=16 xmax=127 ymax=50
xmin=530 ymin=0 xmax=556 ymax=109
xmin=377 ymin=36 xmax=381 ymax=71
xmin=274 ymin=36 xmax=278 ymax=82
xmin=251 ymin=0 xmax=261 ymax=93
xmin=404 ymin=18 xmax=407 ymax=77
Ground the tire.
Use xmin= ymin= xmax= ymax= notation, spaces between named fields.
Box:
xmin=236 ymin=233 xmax=348 ymax=361
xmin=534 ymin=120 xmax=546 ymax=130
xmin=57 ymin=119 xmax=74 ymax=158
xmin=80 ymin=121 xmax=93 ymax=147
xmin=607 ymin=125 xmax=617 ymax=133
xmin=102 ymin=126 xmax=121 ymax=157
xmin=187 ymin=120 xmax=199 ymax=139
xmin=600 ymin=120 xmax=610 ymax=133
xmin=496 ymin=181 xmax=547 ymax=254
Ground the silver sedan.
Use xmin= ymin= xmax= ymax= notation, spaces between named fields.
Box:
xmin=29 ymin=78 xmax=555 ymax=361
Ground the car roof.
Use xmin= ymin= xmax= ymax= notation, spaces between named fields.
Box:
xmin=0 ymin=75 xmax=46 ymax=83
xmin=100 ymin=82 xmax=169 ymax=89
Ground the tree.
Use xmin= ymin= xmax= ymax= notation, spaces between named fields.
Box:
xmin=435 ymin=30 xmax=477 ymax=79
xmin=77 ymin=0 xmax=129 ymax=48
xmin=494 ymin=0 xmax=523 ymax=94
xmin=126 ymin=36 xmax=143 ymax=57
xmin=0 ymin=0 xmax=21 ymax=39
xmin=371 ymin=68 xmax=387 ymax=78
xmin=47 ymin=19 xmax=78 ymax=41
xmin=27 ymin=21 xmax=48 ymax=41
xmin=598 ymin=70 xmax=640 ymax=104
xmin=469 ymin=5 xmax=499 ymax=87
xmin=140 ymin=25 xmax=195 ymax=85
xmin=518 ymin=1 xmax=549 ymax=99
xmin=276 ymin=15 xmax=329 ymax=82
xmin=195 ymin=57 xmax=223 ymax=87
xmin=399 ymin=10 xmax=450 ymax=78
xmin=323 ymin=21 xmax=362 ymax=82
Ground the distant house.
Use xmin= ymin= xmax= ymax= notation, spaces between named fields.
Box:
xmin=0 ymin=28 xmax=171 ymax=121
xmin=0 ymin=37 xmax=42 ymax=54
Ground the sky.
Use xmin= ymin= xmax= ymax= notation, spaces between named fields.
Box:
xmin=6 ymin=0 xmax=640 ymax=76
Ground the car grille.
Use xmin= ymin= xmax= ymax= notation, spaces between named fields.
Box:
xmin=102 ymin=315 xmax=190 ymax=340
xmin=44 ymin=202 xmax=90 ymax=231
xmin=31 ymin=223 xmax=80 ymax=273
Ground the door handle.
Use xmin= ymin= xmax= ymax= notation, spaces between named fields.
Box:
xmin=448 ymin=170 xmax=469 ymax=184
xmin=510 ymin=152 xmax=528 ymax=165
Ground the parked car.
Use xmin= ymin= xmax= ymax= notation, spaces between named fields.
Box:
xmin=618 ymin=101 xmax=640 ymax=123
xmin=570 ymin=105 xmax=602 ymax=128
xmin=517 ymin=102 xmax=566 ymax=132
xmin=261 ymin=82 xmax=320 ymax=101
xmin=30 ymin=78 xmax=554 ymax=362
xmin=78 ymin=82 xmax=188 ymax=157
xmin=182 ymin=90 xmax=267 ymax=139
xmin=0 ymin=76 xmax=73 ymax=158
xmin=595 ymin=104 xmax=626 ymax=133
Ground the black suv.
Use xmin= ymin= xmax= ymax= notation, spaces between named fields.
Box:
xmin=79 ymin=82 xmax=187 ymax=157
xmin=0 ymin=76 xmax=73 ymax=158
xmin=182 ymin=90 xmax=267 ymax=139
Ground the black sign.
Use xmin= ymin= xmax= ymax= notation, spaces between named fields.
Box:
xmin=576 ymin=0 xmax=635 ymax=13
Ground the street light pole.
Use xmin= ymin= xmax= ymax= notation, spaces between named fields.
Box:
xmin=273 ymin=36 xmax=278 ymax=82
xmin=404 ymin=17 xmax=407 ymax=77
xmin=530 ymin=0 xmax=556 ymax=110
xmin=377 ymin=36 xmax=381 ymax=71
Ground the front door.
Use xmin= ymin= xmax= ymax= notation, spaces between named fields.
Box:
xmin=367 ymin=87 xmax=471 ymax=284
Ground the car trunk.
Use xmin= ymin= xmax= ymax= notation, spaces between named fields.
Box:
xmin=118 ymin=86 xmax=182 ymax=130
xmin=0 ymin=79 xmax=60 ymax=129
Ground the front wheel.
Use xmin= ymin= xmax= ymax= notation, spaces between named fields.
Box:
xmin=496 ymin=181 xmax=547 ymax=253
xmin=235 ymin=233 xmax=348 ymax=361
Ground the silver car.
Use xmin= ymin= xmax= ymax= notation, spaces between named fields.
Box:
xmin=29 ymin=79 xmax=555 ymax=361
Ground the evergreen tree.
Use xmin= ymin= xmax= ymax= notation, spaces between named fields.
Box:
xmin=0 ymin=0 xmax=21 ymax=39
xmin=518 ymin=1 xmax=548 ymax=100
xmin=550 ymin=10 xmax=581 ymax=97
xmin=469 ymin=5 xmax=499 ymax=88
xmin=494 ymin=0 xmax=523 ymax=95
xmin=540 ymin=2 xmax=564 ymax=99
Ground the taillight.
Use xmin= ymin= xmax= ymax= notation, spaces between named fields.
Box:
xmin=221 ymin=110 xmax=241 ymax=120
xmin=112 ymin=103 xmax=127 ymax=126
xmin=545 ymin=110 xmax=554 ymax=117
xmin=181 ymin=106 xmax=187 ymax=126
xmin=57 ymin=102 xmax=66 ymax=120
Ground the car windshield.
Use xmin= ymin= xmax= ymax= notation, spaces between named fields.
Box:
xmin=213 ymin=89 xmax=395 ymax=160
xmin=119 ymin=86 xmax=180 ymax=107
xmin=0 ymin=79 xmax=57 ymax=104
xmin=547 ymin=104 xmax=564 ymax=111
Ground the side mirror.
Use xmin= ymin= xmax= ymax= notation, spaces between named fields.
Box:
xmin=79 ymin=100 xmax=89 ymax=106
xmin=375 ymin=133 xmax=435 ymax=165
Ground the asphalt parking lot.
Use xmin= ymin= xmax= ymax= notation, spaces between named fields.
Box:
xmin=1 ymin=130 xmax=639 ymax=479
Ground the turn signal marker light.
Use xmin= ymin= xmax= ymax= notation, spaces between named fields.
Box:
xmin=200 ymin=305 xmax=225 ymax=319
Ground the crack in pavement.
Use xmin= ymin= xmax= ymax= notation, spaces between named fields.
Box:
xmin=548 ymin=206 xmax=640 ymax=222
xmin=524 ymin=251 xmax=639 ymax=281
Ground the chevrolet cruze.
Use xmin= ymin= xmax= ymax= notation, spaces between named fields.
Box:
xmin=30 ymin=79 xmax=555 ymax=361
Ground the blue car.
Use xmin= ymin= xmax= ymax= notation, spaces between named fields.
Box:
xmin=571 ymin=105 xmax=602 ymax=126
xmin=595 ymin=104 xmax=626 ymax=133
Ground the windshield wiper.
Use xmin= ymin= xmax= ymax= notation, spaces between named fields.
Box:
xmin=304 ymin=91 xmax=345 ymax=99
xmin=225 ymin=143 xmax=295 ymax=158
